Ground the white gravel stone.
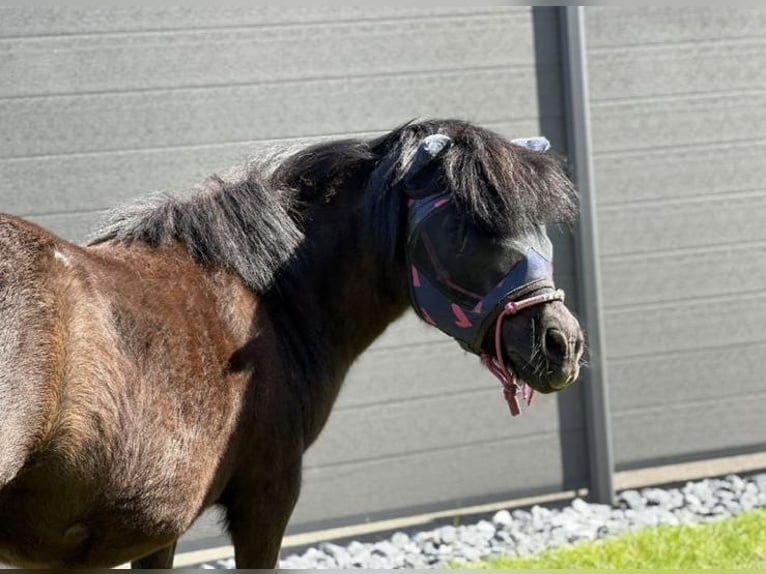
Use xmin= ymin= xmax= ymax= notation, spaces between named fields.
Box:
xmin=492 ymin=509 xmax=513 ymax=527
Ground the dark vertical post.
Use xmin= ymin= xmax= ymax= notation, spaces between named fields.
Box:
xmin=559 ymin=6 xmax=615 ymax=505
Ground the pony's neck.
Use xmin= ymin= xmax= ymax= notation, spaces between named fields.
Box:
xmin=264 ymin=195 xmax=410 ymax=446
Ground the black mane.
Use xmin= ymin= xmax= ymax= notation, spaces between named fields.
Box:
xmin=90 ymin=119 xmax=576 ymax=291
xmin=90 ymin=168 xmax=304 ymax=292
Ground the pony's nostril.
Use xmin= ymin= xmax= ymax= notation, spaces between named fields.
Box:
xmin=543 ymin=328 xmax=568 ymax=365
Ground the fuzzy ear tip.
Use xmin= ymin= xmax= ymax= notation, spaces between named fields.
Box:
xmin=511 ymin=137 xmax=551 ymax=153
xmin=421 ymin=134 xmax=452 ymax=157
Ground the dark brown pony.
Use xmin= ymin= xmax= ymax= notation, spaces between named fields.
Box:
xmin=0 ymin=119 xmax=583 ymax=569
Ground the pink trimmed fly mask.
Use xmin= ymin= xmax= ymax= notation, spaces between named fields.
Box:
xmin=402 ymin=134 xmax=565 ymax=416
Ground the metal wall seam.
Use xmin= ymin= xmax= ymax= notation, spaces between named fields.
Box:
xmin=559 ymin=6 xmax=615 ymax=505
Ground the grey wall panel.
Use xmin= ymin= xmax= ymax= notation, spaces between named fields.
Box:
xmin=608 ymin=342 xmax=766 ymax=413
xmin=591 ymin=94 xmax=766 ymax=155
xmin=602 ymin=242 xmax=766 ymax=307
xmin=334 ymin=340 xmax=495 ymax=409
xmin=0 ymin=69 xmax=549 ymax=159
xmin=0 ymin=141 xmax=270 ymax=216
xmin=1 ymin=13 xmax=537 ymax=98
xmin=0 ymin=7 xmax=510 ymax=38
xmin=612 ymin=395 xmax=766 ymax=470
xmin=608 ymin=341 xmax=766 ymax=468
xmin=588 ymin=39 xmax=766 ymax=102
xmin=605 ymin=294 xmax=766 ymax=360
xmin=598 ymin=192 xmax=766 ymax=257
xmin=595 ymin=142 xmax=766 ymax=206
xmin=587 ymin=7 xmax=766 ymax=47
xmin=295 ymin=431 xmax=588 ymax=529
xmin=306 ymin=376 xmax=583 ymax=468
xmin=587 ymin=7 xmax=766 ymax=471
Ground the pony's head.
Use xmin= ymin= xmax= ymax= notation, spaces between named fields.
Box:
xmin=367 ymin=120 xmax=584 ymax=408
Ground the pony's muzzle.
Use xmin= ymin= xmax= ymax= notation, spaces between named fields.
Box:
xmin=500 ymin=297 xmax=584 ymax=393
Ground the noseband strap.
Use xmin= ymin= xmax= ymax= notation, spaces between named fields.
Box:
xmin=480 ymin=289 xmax=565 ymax=416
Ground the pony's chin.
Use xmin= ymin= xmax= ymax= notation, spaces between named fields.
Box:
xmin=505 ymin=352 xmax=575 ymax=394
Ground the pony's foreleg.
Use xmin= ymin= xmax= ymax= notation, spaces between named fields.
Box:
xmin=130 ymin=541 xmax=177 ymax=569
xmin=224 ymin=464 xmax=302 ymax=569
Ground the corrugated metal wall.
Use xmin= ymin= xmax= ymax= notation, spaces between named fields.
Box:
xmin=586 ymin=6 xmax=766 ymax=470
xmin=1 ymin=4 xmax=764 ymax=557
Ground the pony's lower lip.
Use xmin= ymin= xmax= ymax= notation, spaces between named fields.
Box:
xmin=504 ymin=359 xmax=535 ymax=392
xmin=505 ymin=353 xmax=550 ymax=394
xmin=503 ymin=352 xmax=524 ymax=379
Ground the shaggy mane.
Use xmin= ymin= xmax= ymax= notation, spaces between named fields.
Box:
xmin=90 ymin=119 xmax=577 ymax=291
xmin=89 ymin=169 xmax=305 ymax=292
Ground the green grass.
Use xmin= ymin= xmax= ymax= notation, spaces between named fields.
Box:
xmin=470 ymin=508 xmax=766 ymax=569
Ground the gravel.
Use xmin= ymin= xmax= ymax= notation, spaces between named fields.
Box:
xmin=198 ymin=472 xmax=766 ymax=569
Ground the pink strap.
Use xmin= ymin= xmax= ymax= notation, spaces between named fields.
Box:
xmin=480 ymin=290 xmax=565 ymax=416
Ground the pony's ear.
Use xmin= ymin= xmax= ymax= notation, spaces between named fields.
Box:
xmin=401 ymin=134 xmax=452 ymax=199
xmin=511 ymin=136 xmax=551 ymax=153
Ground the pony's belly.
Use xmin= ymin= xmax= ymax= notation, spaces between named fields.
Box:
xmin=0 ymin=537 xmax=165 ymax=569
xmin=0 ymin=505 xmax=179 ymax=568
xmin=0 ymin=472 xmax=188 ymax=568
